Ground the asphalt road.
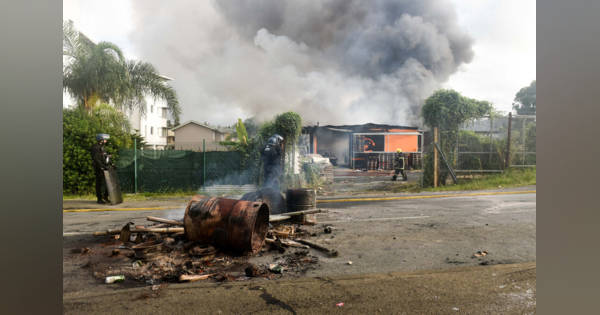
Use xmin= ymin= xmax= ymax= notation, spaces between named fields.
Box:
xmin=63 ymin=188 xmax=536 ymax=313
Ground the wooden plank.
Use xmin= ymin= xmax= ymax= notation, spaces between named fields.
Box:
xmin=269 ymin=214 xmax=292 ymax=222
xmin=146 ymin=216 xmax=184 ymax=226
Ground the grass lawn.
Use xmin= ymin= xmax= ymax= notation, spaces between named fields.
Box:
xmin=406 ymin=167 xmax=536 ymax=193
xmin=63 ymin=190 xmax=198 ymax=201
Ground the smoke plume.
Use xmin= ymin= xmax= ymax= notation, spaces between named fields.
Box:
xmin=129 ymin=0 xmax=473 ymax=126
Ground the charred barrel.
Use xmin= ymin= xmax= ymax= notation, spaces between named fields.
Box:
xmin=183 ymin=197 xmax=270 ymax=254
xmin=286 ymin=188 xmax=317 ymax=211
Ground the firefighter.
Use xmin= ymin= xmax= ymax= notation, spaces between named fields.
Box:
xmin=392 ymin=148 xmax=408 ymax=181
xmin=91 ymin=133 xmax=111 ymax=204
xmin=262 ymin=134 xmax=284 ymax=189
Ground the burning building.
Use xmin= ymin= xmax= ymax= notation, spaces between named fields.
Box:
xmin=302 ymin=123 xmax=423 ymax=170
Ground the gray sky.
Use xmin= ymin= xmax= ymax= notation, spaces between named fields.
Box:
xmin=63 ymin=0 xmax=535 ymax=125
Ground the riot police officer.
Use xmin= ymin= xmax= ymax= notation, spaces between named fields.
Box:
xmin=91 ymin=133 xmax=110 ymax=204
xmin=262 ymin=134 xmax=284 ymax=189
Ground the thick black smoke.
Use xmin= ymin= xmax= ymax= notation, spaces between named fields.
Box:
xmin=129 ymin=0 xmax=473 ymax=126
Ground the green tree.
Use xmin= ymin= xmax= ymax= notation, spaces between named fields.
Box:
xmin=63 ymin=104 xmax=136 ymax=194
xmin=421 ymin=89 xmax=493 ymax=186
xmin=274 ymin=112 xmax=302 ymax=146
xmin=62 ymin=20 xmax=181 ymax=123
xmin=221 ymin=112 xmax=303 ymax=187
xmin=512 ymin=80 xmax=536 ymax=115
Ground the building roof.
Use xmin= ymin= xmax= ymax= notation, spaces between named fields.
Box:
xmin=171 ymin=120 xmax=223 ymax=133
xmin=303 ymin=123 xmax=420 ymax=133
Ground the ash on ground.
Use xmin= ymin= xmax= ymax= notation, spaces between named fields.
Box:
xmin=70 ymin=222 xmax=329 ymax=287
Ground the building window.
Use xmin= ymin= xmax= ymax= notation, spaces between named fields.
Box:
xmin=150 ymin=126 xmax=154 ymax=135
xmin=161 ymin=108 xmax=167 ymax=118
xmin=161 ymin=127 xmax=167 ymax=137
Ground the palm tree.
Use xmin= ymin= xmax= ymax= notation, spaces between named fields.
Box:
xmin=62 ymin=20 xmax=181 ymax=123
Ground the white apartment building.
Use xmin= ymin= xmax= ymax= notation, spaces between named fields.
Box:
xmin=63 ymin=91 xmax=172 ymax=150
xmin=126 ymin=96 xmax=171 ymax=150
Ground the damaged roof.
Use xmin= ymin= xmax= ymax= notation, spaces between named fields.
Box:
xmin=303 ymin=123 xmax=419 ymax=133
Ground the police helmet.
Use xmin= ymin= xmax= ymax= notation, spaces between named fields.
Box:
xmin=96 ymin=133 xmax=110 ymax=141
xmin=268 ymin=134 xmax=284 ymax=145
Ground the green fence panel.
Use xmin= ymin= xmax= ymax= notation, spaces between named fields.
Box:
xmin=116 ymin=149 xmax=253 ymax=193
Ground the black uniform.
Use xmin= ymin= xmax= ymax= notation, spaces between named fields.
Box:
xmin=262 ymin=136 xmax=283 ymax=190
xmin=392 ymin=153 xmax=408 ymax=181
xmin=91 ymin=142 xmax=109 ymax=202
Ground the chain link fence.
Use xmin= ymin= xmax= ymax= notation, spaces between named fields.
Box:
xmin=508 ymin=115 xmax=536 ymax=167
xmin=446 ymin=114 xmax=536 ymax=174
xmin=115 ymin=149 xmax=257 ymax=193
xmin=420 ymin=113 xmax=536 ymax=186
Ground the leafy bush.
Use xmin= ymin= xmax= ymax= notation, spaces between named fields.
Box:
xmin=421 ymin=90 xmax=492 ymax=187
xmin=63 ymin=104 xmax=136 ymax=194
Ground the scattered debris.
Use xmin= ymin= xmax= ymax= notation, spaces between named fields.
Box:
xmin=296 ymin=239 xmax=339 ymax=257
xmin=179 ymin=274 xmax=214 ymax=282
xmin=269 ymin=264 xmax=283 ymax=274
xmin=347 ymin=261 xmax=353 ymax=265
xmin=336 ymin=302 xmax=344 ymax=307
xmin=271 ymin=225 xmax=295 ymax=239
xmin=324 ymin=226 xmax=333 ymax=234
xmin=105 ymin=275 xmax=125 ymax=284
xmin=94 ymin=227 xmax=184 ymax=236
xmin=80 ymin=195 xmax=329 ymax=286
xmin=279 ymin=239 xmax=309 ymax=249
xmin=245 ymin=264 xmax=266 ymax=277
xmin=147 ymin=216 xmax=184 ymax=226
xmin=452 ymin=307 xmax=459 ymax=311
xmin=70 ymin=247 xmax=90 ymax=254
xmin=472 ymin=250 xmax=488 ymax=258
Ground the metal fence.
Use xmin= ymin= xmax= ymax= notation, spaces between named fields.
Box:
xmin=508 ymin=114 xmax=536 ymax=167
xmin=114 ymin=149 xmax=256 ymax=193
xmin=433 ymin=113 xmax=536 ymax=175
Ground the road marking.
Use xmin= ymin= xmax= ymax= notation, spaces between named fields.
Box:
xmin=63 ymin=207 xmax=179 ymax=213
xmin=316 ymin=190 xmax=536 ymax=204
xmin=63 ymin=190 xmax=536 ymax=213
xmin=320 ymin=216 xmax=430 ymax=224
xmin=63 ymin=232 xmax=96 ymax=236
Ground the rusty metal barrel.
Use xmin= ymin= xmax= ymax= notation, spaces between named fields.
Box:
xmin=285 ymin=188 xmax=317 ymax=211
xmin=183 ymin=197 xmax=270 ymax=254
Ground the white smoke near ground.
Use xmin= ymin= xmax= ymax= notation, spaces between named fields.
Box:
xmin=129 ymin=0 xmax=473 ymax=126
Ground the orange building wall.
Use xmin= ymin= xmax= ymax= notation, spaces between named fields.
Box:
xmin=384 ymin=129 xmax=419 ymax=152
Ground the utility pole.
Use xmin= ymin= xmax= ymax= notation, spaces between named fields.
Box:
xmin=433 ymin=127 xmax=439 ymax=187
xmin=505 ymin=112 xmax=512 ymax=168
xmin=134 ymin=138 xmax=138 ymax=194
xmin=203 ymin=139 xmax=206 ymax=186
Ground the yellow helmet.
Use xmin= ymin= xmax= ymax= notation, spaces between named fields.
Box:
xmin=396 ymin=148 xmax=403 ymax=153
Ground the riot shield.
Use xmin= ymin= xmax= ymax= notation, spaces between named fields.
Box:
xmin=103 ymin=167 xmax=123 ymax=205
